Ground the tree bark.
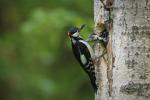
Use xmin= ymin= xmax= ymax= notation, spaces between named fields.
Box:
xmin=94 ymin=0 xmax=113 ymax=100
xmin=94 ymin=0 xmax=150 ymax=100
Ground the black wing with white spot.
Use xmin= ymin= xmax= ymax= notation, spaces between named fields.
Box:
xmin=71 ymin=40 xmax=97 ymax=92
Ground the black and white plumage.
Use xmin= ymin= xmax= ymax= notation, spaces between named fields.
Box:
xmin=87 ymin=29 xmax=109 ymax=48
xmin=68 ymin=25 xmax=98 ymax=92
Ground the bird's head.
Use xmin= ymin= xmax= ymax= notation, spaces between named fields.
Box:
xmin=68 ymin=27 xmax=79 ymax=38
xmin=68 ymin=24 xmax=85 ymax=38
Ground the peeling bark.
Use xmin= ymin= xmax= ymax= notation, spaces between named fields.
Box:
xmin=94 ymin=1 xmax=108 ymax=100
xmin=94 ymin=0 xmax=113 ymax=100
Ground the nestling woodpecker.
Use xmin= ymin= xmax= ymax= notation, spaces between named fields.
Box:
xmin=67 ymin=25 xmax=98 ymax=92
xmin=87 ymin=23 xmax=109 ymax=48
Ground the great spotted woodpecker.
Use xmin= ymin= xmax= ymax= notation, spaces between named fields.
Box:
xmin=67 ymin=25 xmax=98 ymax=92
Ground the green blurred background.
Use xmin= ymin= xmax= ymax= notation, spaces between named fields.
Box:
xmin=0 ymin=0 xmax=94 ymax=100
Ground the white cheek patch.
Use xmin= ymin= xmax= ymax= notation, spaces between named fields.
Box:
xmin=72 ymin=32 xmax=79 ymax=37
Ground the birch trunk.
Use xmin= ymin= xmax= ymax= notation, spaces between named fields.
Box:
xmin=94 ymin=0 xmax=150 ymax=100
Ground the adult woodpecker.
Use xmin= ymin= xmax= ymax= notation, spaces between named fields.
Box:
xmin=67 ymin=25 xmax=98 ymax=92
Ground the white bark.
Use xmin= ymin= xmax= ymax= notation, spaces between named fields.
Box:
xmin=113 ymin=0 xmax=150 ymax=100
xmin=94 ymin=0 xmax=150 ymax=100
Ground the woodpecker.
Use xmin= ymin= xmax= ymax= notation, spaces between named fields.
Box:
xmin=67 ymin=25 xmax=98 ymax=92
xmin=87 ymin=23 xmax=109 ymax=48
xmin=88 ymin=29 xmax=109 ymax=48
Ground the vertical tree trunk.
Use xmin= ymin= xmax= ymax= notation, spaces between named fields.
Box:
xmin=94 ymin=0 xmax=150 ymax=100
xmin=94 ymin=0 xmax=113 ymax=100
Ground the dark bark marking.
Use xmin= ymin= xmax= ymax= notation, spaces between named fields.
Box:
xmin=147 ymin=54 xmax=150 ymax=58
xmin=139 ymin=74 xmax=148 ymax=80
xmin=135 ymin=52 xmax=139 ymax=57
xmin=125 ymin=59 xmax=138 ymax=69
xmin=120 ymin=82 xmax=150 ymax=98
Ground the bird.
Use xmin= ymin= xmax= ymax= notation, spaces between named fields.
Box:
xmin=67 ymin=25 xmax=98 ymax=93
xmin=87 ymin=23 xmax=109 ymax=48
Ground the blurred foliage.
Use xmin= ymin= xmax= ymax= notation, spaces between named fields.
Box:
xmin=0 ymin=0 xmax=94 ymax=100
